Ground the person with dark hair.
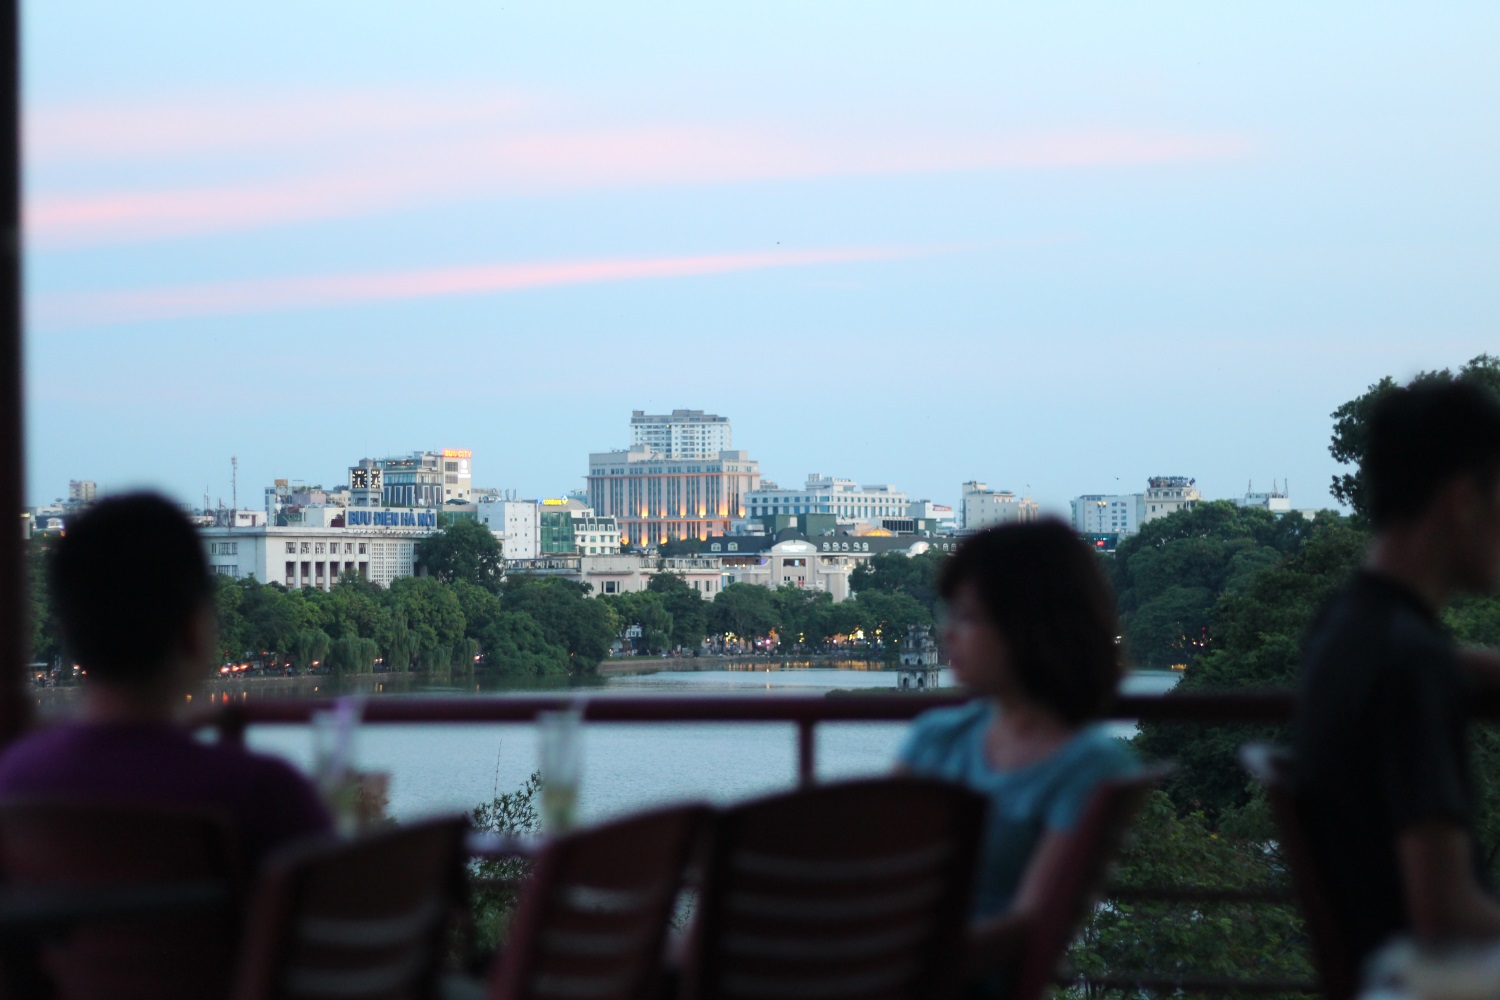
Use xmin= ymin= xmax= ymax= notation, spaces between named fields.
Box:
xmin=1297 ymin=378 xmax=1500 ymax=962
xmin=896 ymin=518 xmax=1135 ymax=983
xmin=0 ymin=493 xmax=330 ymax=866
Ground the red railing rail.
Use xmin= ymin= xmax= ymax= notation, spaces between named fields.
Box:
xmin=194 ymin=689 xmax=1311 ymax=785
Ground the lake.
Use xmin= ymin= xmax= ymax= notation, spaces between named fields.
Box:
xmin=241 ymin=666 xmax=1182 ymax=824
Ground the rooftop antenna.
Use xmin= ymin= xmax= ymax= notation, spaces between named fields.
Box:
xmin=230 ymin=456 xmax=238 ymax=529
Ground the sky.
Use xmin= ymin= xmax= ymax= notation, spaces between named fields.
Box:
xmin=20 ymin=3 xmax=1500 ymax=516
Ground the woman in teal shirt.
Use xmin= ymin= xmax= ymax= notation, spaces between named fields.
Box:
xmin=897 ymin=519 xmax=1136 ymax=985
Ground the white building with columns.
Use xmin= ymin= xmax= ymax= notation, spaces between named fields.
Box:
xmin=199 ymin=505 xmax=440 ymax=590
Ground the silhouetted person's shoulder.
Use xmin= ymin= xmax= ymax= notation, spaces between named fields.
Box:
xmin=0 ymin=721 xmax=332 ymax=867
xmin=1295 ymin=569 xmax=1472 ymax=960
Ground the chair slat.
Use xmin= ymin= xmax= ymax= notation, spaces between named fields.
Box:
xmin=723 ymin=921 xmax=929 ymax=959
xmin=730 ymin=842 xmax=950 ymax=881
xmin=297 ymin=896 xmax=443 ymax=948
xmin=487 ymin=802 xmax=709 ymax=1000
xmin=233 ymin=815 xmax=469 ymax=1000
xmin=538 ymin=927 xmax=652 ymax=957
xmin=284 ymin=953 xmax=425 ymax=998
xmin=720 ymin=958 xmax=920 ymax=999
xmin=681 ymin=776 xmax=984 ymax=1000
xmin=727 ymin=881 xmax=943 ymax=920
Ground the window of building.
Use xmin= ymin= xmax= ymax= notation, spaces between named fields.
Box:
xmin=301 ymin=541 xmax=311 ymax=553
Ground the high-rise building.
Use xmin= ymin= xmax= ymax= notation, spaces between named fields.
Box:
xmin=960 ymin=481 xmax=1040 ymax=532
xmin=630 ymin=409 xmax=731 ymax=458
xmin=589 ymin=412 xmax=759 ymax=547
xmin=67 ymin=480 xmax=96 ymax=505
xmin=1071 ymin=494 xmax=1143 ymax=537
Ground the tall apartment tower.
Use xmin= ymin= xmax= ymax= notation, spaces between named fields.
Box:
xmin=959 ymin=481 xmax=1040 ymax=533
xmin=630 ymin=409 xmax=731 ymax=458
xmin=590 ymin=410 xmax=759 ymax=547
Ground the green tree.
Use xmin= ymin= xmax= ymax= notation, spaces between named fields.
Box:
xmin=773 ymin=587 xmax=837 ymax=650
xmin=327 ymin=635 xmax=379 ymax=676
xmin=452 ymin=636 xmax=480 ymax=677
xmin=416 ymin=518 xmax=504 ymax=591
xmin=1328 ymin=353 xmax=1500 ymax=516
xmin=1069 ymin=791 xmax=1312 ymax=993
xmin=1111 ymin=502 xmax=1308 ymax=670
xmin=1136 ymin=513 xmax=1366 ymax=821
xmin=646 ymin=572 xmax=710 ymax=650
xmin=502 ymin=577 xmax=617 ymax=671
xmin=842 ymin=590 xmax=931 ymax=660
xmin=604 ymin=591 xmax=673 ymax=654
xmin=306 ymin=577 xmax=391 ymax=642
xmin=237 ymin=580 xmax=316 ymax=659
xmin=469 ymin=771 xmax=542 ymax=951
xmin=26 ymin=535 xmax=58 ymax=667
xmin=710 ymin=584 xmax=778 ymax=646
xmin=382 ymin=616 xmax=418 ymax=673
xmin=387 ymin=577 xmax=466 ymax=659
xmin=849 ymin=550 xmax=947 ymax=617
xmin=291 ymin=628 xmax=332 ymax=672
xmin=477 ymin=611 xmax=570 ymax=677
xmin=212 ymin=574 xmax=247 ymax=664
xmin=451 ymin=580 xmax=504 ymax=642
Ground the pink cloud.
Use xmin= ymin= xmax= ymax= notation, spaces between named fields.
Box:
xmin=26 ymin=87 xmax=1256 ymax=247
xmin=32 ymin=244 xmax=942 ymax=329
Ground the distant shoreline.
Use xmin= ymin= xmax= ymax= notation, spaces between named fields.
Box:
xmin=596 ymin=654 xmax=888 ymax=677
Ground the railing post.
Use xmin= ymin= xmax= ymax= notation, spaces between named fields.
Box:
xmin=0 ymin=0 xmax=29 ymax=746
xmin=796 ymin=719 xmax=815 ymax=786
xmin=217 ymin=705 xmax=248 ymax=747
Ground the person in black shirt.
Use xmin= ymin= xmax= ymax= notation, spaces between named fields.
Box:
xmin=1297 ymin=380 xmax=1500 ymax=962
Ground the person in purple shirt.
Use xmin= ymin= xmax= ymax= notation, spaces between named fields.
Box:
xmin=0 ymin=493 xmax=330 ymax=867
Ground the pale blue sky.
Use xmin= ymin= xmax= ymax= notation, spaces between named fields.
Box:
xmin=21 ymin=3 xmax=1500 ymax=514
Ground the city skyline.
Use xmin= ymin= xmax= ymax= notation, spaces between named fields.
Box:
xmin=21 ymin=4 xmax=1500 ymax=515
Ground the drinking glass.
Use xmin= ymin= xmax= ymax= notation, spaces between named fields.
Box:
xmin=537 ymin=708 xmax=583 ymax=833
xmin=311 ymin=697 xmax=364 ymax=835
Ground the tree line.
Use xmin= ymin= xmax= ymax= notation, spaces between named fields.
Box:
xmin=1073 ymin=354 xmax=1500 ymax=989
xmin=24 ymin=515 xmax=947 ymax=679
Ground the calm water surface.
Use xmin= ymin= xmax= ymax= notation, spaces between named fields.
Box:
xmin=241 ymin=667 xmax=1180 ymax=823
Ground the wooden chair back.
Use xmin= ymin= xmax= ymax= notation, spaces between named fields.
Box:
xmin=232 ymin=815 xmax=469 ymax=1000
xmin=0 ymin=799 xmax=243 ymax=1000
xmin=1239 ymin=743 xmax=1357 ymax=1000
xmin=680 ymin=776 xmax=985 ymax=1000
xmin=488 ymin=803 xmax=709 ymax=1000
xmin=1007 ymin=765 xmax=1172 ymax=1000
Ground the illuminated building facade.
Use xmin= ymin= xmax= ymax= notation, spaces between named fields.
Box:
xmin=587 ymin=446 xmax=760 ymax=548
